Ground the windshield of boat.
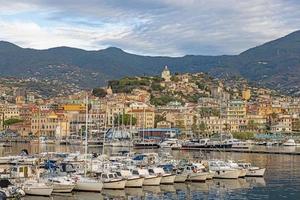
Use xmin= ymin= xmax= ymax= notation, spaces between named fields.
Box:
xmin=109 ymin=174 xmax=114 ymax=178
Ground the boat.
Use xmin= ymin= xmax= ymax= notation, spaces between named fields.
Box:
xmin=224 ymin=139 xmax=251 ymax=149
xmin=22 ymin=180 xmax=53 ymax=196
xmin=183 ymin=164 xmax=208 ymax=182
xmin=226 ymin=160 xmax=247 ymax=177
xmin=148 ymin=167 xmax=176 ymax=184
xmin=282 ymin=139 xmax=300 ymax=146
xmin=173 ymin=168 xmax=188 ymax=183
xmin=238 ymin=163 xmax=266 ymax=177
xmin=0 ymin=179 xmax=25 ymax=198
xmin=209 ymin=160 xmax=240 ymax=179
xmin=47 ymin=177 xmax=75 ymax=193
xmin=116 ymin=170 xmax=144 ymax=188
xmin=100 ymin=172 xmax=127 ymax=189
xmin=73 ymin=175 xmax=103 ymax=192
xmin=132 ymin=168 xmax=161 ymax=186
xmin=134 ymin=141 xmax=159 ymax=149
xmin=159 ymin=139 xmax=182 ymax=149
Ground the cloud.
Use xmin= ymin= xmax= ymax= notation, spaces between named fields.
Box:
xmin=0 ymin=0 xmax=299 ymax=56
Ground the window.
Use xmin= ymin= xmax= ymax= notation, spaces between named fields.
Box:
xmin=109 ymin=174 xmax=114 ymax=178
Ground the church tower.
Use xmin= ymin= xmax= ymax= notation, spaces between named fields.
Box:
xmin=161 ymin=65 xmax=171 ymax=82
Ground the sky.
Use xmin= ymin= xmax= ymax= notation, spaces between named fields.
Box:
xmin=0 ymin=0 xmax=299 ymax=56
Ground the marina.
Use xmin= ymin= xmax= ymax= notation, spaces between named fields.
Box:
xmin=0 ymin=143 xmax=299 ymax=199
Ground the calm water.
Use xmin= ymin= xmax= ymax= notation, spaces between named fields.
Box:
xmin=2 ymin=144 xmax=300 ymax=199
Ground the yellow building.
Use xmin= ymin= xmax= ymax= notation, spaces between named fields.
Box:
xmin=242 ymin=89 xmax=251 ymax=100
xmin=61 ymin=104 xmax=86 ymax=112
xmin=31 ymin=111 xmax=69 ymax=137
xmin=127 ymin=108 xmax=155 ymax=128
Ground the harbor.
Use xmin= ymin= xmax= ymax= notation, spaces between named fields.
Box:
xmin=0 ymin=143 xmax=299 ymax=199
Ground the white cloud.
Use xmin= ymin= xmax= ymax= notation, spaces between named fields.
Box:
xmin=0 ymin=0 xmax=299 ymax=56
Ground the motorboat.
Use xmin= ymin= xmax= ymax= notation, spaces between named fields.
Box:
xmin=282 ymin=139 xmax=300 ymax=146
xmin=116 ymin=170 xmax=144 ymax=188
xmin=22 ymin=180 xmax=53 ymax=196
xmin=47 ymin=176 xmax=75 ymax=193
xmin=238 ymin=163 xmax=266 ymax=177
xmin=159 ymin=139 xmax=182 ymax=149
xmin=224 ymin=139 xmax=251 ymax=149
xmin=100 ymin=172 xmax=127 ymax=189
xmin=73 ymin=175 xmax=103 ymax=192
xmin=226 ymin=160 xmax=247 ymax=177
xmin=183 ymin=164 xmax=208 ymax=182
xmin=209 ymin=160 xmax=240 ymax=179
xmin=148 ymin=167 xmax=176 ymax=184
xmin=132 ymin=168 xmax=161 ymax=186
xmin=173 ymin=168 xmax=188 ymax=183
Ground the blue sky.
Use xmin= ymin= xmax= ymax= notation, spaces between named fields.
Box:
xmin=0 ymin=0 xmax=299 ymax=56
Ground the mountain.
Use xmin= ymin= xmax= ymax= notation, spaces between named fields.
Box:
xmin=0 ymin=30 xmax=300 ymax=95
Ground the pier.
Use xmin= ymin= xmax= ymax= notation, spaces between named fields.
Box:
xmin=177 ymin=147 xmax=300 ymax=156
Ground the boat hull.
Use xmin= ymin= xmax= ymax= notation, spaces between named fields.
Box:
xmin=174 ymin=174 xmax=188 ymax=183
xmin=74 ymin=182 xmax=103 ymax=192
xmin=24 ymin=187 xmax=53 ymax=196
xmin=160 ymin=174 xmax=176 ymax=184
xmin=125 ymin=177 xmax=144 ymax=188
xmin=187 ymin=173 xmax=208 ymax=182
xmin=238 ymin=169 xmax=247 ymax=178
xmin=213 ymin=170 xmax=240 ymax=179
xmin=53 ymin=183 xmax=75 ymax=193
xmin=103 ymin=180 xmax=127 ymax=189
xmin=143 ymin=176 xmax=162 ymax=186
xmin=246 ymin=168 xmax=266 ymax=177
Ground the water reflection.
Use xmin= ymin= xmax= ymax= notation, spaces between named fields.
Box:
xmin=3 ymin=144 xmax=300 ymax=199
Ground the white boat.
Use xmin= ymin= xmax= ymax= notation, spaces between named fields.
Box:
xmin=183 ymin=164 xmax=208 ymax=182
xmin=224 ymin=139 xmax=251 ymax=149
xmin=100 ymin=172 xmax=127 ymax=189
xmin=73 ymin=176 xmax=103 ymax=192
xmin=47 ymin=177 xmax=75 ymax=193
xmin=209 ymin=160 xmax=240 ymax=179
xmin=238 ymin=163 xmax=266 ymax=177
xmin=116 ymin=170 xmax=144 ymax=187
xmin=23 ymin=180 xmax=53 ymax=196
xmin=133 ymin=168 xmax=161 ymax=186
xmin=174 ymin=169 xmax=188 ymax=182
xmin=148 ymin=167 xmax=175 ymax=184
xmin=159 ymin=139 xmax=182 ymax=149
xmin=282 ymin=139 xmax=300 ymax=146
xmin=227 ymin=160 xmax=247 ymax=177
xmin=0 ymin=179 xmax=25 ymax=198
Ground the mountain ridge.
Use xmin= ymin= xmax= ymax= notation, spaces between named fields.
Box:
xmin=0 ymin=30 xmax=300 ymax=95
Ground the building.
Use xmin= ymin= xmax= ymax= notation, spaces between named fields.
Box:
xmin=127 ymin=108 xmax=155 ymax=128
xmin=161 ymin=65 xmax=171 ymax=82
xmin=242 ymin=89 xmax=251 ymax=100
xmin=222 ymin=100 xmax=246 ymax=119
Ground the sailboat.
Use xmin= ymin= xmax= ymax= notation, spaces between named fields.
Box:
xmin=73 ymin=93 xmax=103 ymax=192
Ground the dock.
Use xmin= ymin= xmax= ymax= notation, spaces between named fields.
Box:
xmin=176 ymin=147 xmax=300 ymax=155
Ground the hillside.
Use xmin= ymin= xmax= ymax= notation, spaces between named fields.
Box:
xmin=0 ymin=30 xmax=300 ymax=95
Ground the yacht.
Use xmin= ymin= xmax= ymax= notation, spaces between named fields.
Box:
xmin=148 ymin=167 xmax=176 ymax=184
xmin=132 ymin=168 xmax=161 ymax=186
xmin=209 ymin=160 xmax=240 ymax=179
xmin=22 ymin=180 xmax=53 ymax=196
xmin=73 ymin=175 xmax=103 ymax=192
xmin=238 ymin=162 xmax=266 ymax=177
xmin=116 ymin=170 xmax=144 ymax=187
xmin=100 ymin=172 xmax=127 ymax=189
xmin=224 ymin=139 xmax=251 ymax=149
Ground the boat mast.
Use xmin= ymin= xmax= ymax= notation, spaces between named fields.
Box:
xmin=84 ymin=93 xmax=88 ymax=177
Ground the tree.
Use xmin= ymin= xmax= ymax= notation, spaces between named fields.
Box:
xmin=247 ymin=120 xmax=258 ymax=131
xmin=4 ymin=118 xmax=23 ymax=126
xmin=92 ymin=88 xmax=107 ymax=97
xmin=154 ymin=115 xmax=166 ymax=127
xmin=114 ymin=114 xmax=137 ymax=126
